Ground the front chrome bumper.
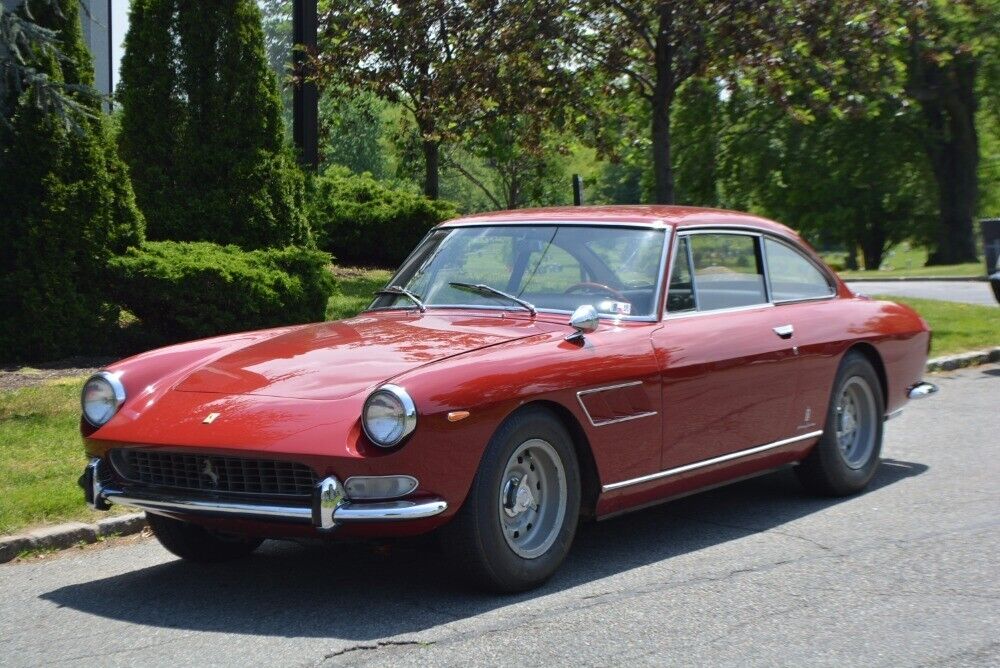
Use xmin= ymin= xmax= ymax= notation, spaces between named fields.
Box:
xmin=81 ymin=459 xmax=447 ymax=530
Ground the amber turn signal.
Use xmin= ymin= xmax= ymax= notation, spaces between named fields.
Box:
xmin=447 ymin=411 xmax=470 ymax=422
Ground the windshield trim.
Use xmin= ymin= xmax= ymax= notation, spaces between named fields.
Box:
xmin=366 ymin=223 xmax=672 ymax=323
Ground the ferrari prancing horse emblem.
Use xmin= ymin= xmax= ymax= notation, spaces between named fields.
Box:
xmin=201 ymin=459 xmax=219 ymax=486
xmin=202 ymin=412 xmax=220 ymax=424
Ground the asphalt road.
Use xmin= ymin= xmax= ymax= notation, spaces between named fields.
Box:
xmin=846 ymin=280 xmax=997 ymax=306
xmin=3 ymin=365 xmax=998 ymax=668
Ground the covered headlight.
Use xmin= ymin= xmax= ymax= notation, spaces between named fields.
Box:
xmin=81 ymin=372 xmax=126 ymax=427
xmin=362 ymin=384 xmax=417 ymax=447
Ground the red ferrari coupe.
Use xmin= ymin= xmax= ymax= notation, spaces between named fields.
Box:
xmin=80 ymin=206 xmax=937 ymax=591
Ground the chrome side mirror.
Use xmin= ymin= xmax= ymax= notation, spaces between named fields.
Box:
xmin=566 ymin=304 xmax=599 ymax=342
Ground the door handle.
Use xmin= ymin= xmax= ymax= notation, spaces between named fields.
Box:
xmin=773 ymin=324 xmax=794 ymax=339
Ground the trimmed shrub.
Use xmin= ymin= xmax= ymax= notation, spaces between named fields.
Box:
xmin=110 ymin=241 xmax=333 ymax=345
xmin=309 ymin=167 xmax=458 ymax=268
xmin=118 ymin=0 xmax=310 ymax=249
xmin=0 ymin=0 xmax=145 ymax=363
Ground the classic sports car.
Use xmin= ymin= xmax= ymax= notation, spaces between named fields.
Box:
xmin=80 ymin=206 xmax=938 ymax=592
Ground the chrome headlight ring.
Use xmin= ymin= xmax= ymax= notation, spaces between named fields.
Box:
xmin=81 ymin=371 xmax=126 ymax=427
xmin=362 ymin=384 xmax=417 ymax=448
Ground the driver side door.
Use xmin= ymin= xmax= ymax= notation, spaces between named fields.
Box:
xmin=652 ymin=231 xmax=799 ymax=471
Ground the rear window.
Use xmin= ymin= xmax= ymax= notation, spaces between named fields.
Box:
xmin=764 ymin=238 xmax=835 ymax=301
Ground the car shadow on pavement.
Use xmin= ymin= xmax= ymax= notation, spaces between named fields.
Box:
xmin=40 ymin=458 xmax=927 ymax=640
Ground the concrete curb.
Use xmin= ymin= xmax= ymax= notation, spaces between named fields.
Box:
xmin=2 ymin=347 xmax=998 ymax=564
xmin=0 ymin=513 xmax=146 ymax=564
xmin=843 ymin=276 xmax=987 ymax=283
xmin=926 ymin=347 xmax=1000 ymax=372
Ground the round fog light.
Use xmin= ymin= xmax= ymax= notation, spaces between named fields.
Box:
xmin=344 ymin=475 xmax=418 ymax=500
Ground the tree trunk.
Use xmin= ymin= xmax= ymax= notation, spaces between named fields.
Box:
xmin=924 ymin=105 xmax=979 ymax=264
xmin=422 ymin=137 xmax=440 ymax=200
xmin=845 ymin=244 xmax=859 ymax=271
xmin=910 ymin=52 xmax=979 ymax=265
xmin=859 ymin=229 xmax=886 ymax=271
xmin=650 ymin=4 xmax=675 ymax=205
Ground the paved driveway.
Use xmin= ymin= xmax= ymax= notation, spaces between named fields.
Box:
xmin=2 ymin=364 xmax=998 ymax=667
xmin=847 ymin=280 xmax=997 ymax=306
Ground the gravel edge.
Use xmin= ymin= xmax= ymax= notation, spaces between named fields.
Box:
xmin=0 ymin=513 xmax=147 ymax=564
xmin=926 ymin=346 xmax=1000 ymax=372
xmin=2 ymin=347 xmax=996 ymax=564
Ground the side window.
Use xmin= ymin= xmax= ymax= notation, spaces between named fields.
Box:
xmin=667 ymin=237 xmax=696 ymax=312
xmin=764 ymin=238 xmax=835 ymax=301
xmin=688 ymin=233 xmax=767 ymax=310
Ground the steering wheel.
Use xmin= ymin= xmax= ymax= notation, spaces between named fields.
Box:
xmin=563 ymin=281 xmax=629 ymax=303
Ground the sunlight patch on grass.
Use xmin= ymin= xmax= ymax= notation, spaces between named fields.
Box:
xmin=0 ymin=377 xmax=128 ymax=534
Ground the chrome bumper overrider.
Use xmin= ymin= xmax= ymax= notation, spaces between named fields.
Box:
xmin=908 ymin=381 xmax=939 ymax=399
xmin=81 ymin=459 xmax=447 ymax=530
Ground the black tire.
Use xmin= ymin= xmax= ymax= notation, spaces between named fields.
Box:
xmin=796 ymin=351 xmax=885 ymax=496
xmin=147 ymin=512 xmax=263 ymax=563
xmin=441 ymin=407 xmax=581 ymax=593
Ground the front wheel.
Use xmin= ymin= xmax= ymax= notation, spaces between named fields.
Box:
xmin=796 ymin=351 xmax=885 ymax=496
xmin=442 ymin=408 xmax=581 ymax=593
xmin=147 ymin=512 xmax=263 ymax=563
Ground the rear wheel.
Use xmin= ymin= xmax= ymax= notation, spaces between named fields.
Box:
xmin=796 ymin=352 xmax=885 ymax=496
xmin=147 ymin=512 xmax=263 ymax=563
xmin=442 ymin=407 xmax=581 ymax=593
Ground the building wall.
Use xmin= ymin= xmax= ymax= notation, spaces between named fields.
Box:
xmin=4 ymin=0 xmax=112 ymax=107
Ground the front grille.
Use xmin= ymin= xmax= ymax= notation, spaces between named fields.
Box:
xmin=110 ymin=449 xmax=317 ymax=498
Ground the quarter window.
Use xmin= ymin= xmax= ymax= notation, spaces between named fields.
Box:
xmin=764 ymin=238 xmax=835 ymax=301
xmin=687 ymin=233 xmax=767 ymax=310
xmin=667 ymin=237 xmax=696 ymax=312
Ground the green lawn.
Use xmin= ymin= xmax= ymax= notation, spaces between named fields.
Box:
xmin=327 ymin=266 xmax=392 ymax=320
xmin=873 ymin=295 xmax=1000 ymax=357
xmin=0 ymin=377 xmax=130 ymax=535
xmin=823 ymin=244 xmax=983 ymax=279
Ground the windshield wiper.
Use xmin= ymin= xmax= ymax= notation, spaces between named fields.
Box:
xmin=448 ymin=282 xmax=537 ymax=315
xmin=375 ymin=285 xmax=426 ymax=312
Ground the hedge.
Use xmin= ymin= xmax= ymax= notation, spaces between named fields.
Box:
xmin=110 ymin=241 xmax=333 ymax=345
xmin=309 ymin=167 xmax=458 ymax=267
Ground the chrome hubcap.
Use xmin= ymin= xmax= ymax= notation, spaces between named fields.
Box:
xmin=835 ymin=376 xmax=877 ymax=469
xmin=498 ymin=438 xmax=567 ymax=559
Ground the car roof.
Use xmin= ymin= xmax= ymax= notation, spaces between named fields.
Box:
xmin=438 ymin=205 xmax=797 ymax=237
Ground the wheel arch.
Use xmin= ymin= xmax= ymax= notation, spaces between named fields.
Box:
xmin=845 ymin=342 xmax=888 ymax=408
xmin=509 ymin=400 xmax=602 ymax=521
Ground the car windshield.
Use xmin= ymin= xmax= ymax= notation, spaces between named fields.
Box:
xmin=370 ymin=225 xmax=667 ymax=318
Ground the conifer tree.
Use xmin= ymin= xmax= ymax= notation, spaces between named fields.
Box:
xmin=0 ymin=0 xmax=144 ymax=361
xmin=118 ymin=0 xmax=308 ymax=249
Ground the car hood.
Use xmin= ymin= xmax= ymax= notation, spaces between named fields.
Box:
xmin=172 ymin=311 xmax=557 ymax=401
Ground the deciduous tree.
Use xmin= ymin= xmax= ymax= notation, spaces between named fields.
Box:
xmin=314 ymin=0 xmax=563 ymax=200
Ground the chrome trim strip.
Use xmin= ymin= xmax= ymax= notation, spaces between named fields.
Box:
xmin=601 ymin=430 xmax=824 ymax=492
xmin=576 ymin=381 xmax=658 ymax=427
xmin=884 ymin=408 xmax=904 ymax=421
xmin=664 ymin=302 xmax=775 ymax=320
